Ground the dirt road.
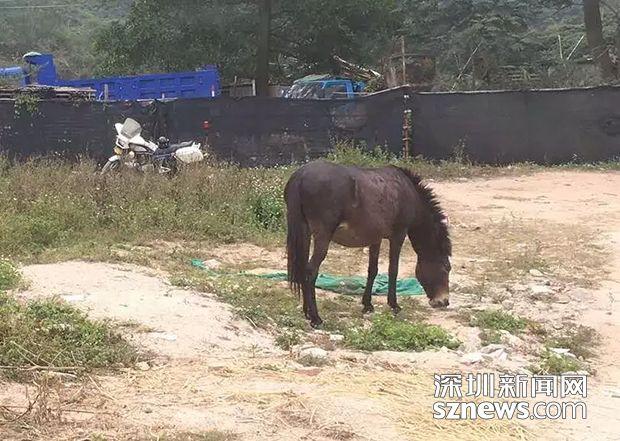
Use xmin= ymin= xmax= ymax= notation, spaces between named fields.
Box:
xmin=2 ymin=170 xmax=619 ymax=440
xmin=436 ymin=171 xmax=620 ymax=440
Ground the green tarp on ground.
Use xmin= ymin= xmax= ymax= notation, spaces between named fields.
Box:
xmin=191 ymin=259 xmax=424 ymax=296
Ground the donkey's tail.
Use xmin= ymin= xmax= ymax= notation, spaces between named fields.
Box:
xmin=285 ymin=174 xmax=310 ymax=296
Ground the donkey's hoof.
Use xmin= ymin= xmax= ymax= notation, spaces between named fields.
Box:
xmin=362 ymin=304 xmax=374 ymax=314
xmin=310 ymin=318 xmax=323 ymax=329
xmin=390 ymin=305 xmax=402 ymax=315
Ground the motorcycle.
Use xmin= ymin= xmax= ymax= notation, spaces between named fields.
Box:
xmin=101 ymin=118 xmax=204 ymax=175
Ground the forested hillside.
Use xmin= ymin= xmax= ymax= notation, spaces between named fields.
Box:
xmin=0 ymin=0 xmax=131 ymax=77
xmin=2 ymin=0 xmax=620 ymax=90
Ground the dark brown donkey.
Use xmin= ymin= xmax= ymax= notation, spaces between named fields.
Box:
xmin=285 ymin=160 xmax=452 ymax=327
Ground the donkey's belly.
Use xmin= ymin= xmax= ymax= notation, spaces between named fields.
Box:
xmin=332 ymin=222 xmax=376 ymax=248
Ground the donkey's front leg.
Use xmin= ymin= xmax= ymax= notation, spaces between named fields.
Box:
xmin=362 ymin=243 xmax=381 ymax=314
xmin=387 ymin=232 xmax=406 ymax=314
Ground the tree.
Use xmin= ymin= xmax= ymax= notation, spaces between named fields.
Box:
xmin=15 ymin=0 xmax=608 ymax=90
xmin=94 ymin=1 xmax=258 ymax=79
xmin=94 ymin=0 xmax=399 ymax=84
xmin=0 ymin=0 xmax=132 ymax=78
xmin=583 ymin=0 xmax=616 ymax=78
xmin=270 ymin=0 xmax=398 ymax=76
xmin=399 ymin=0 xmax=558 ymax=86
xmin=256 ymin=0 xmax=272 ymax=96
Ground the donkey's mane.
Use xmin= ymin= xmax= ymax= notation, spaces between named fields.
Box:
xmin=394 ymin=166 xmax=452 ymax=256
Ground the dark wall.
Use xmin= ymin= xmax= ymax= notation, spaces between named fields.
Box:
xmin=410 ymin=87 xmax=620 ymax=163
xmin=0 ymin=99 xmax=164 ymax=160
xmin=167 ymin=88 xmax=404 ymax=166
xmin=0 ymin=88 xmax=405 ymax=166
xmin=2 ymin=85 xmax=620 ymax=165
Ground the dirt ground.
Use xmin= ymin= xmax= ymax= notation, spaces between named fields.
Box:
xmin=1 ymin=170 xmax=619 ymax=440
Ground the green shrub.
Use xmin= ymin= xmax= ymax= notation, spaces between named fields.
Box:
xmin=275 ymin=329 xmax=302 ymax=351
xmin=0 ymin=293 xmax=136 ymax=378
xmin=345 ymin=312 xmax=460 ymax=352
xmin=470 ymin=310 xmax=526 ymax=334
xmin=479 ymin=329 xmax=503 ymax=346
xmin=297 ymin=354 xmax=329 ymax=367
xmin=530 ymin=350 xmax=584 ymax=375
xmin=544 ymin=325 xmax=599 ymax=359
xmin=251 ymin=190 xmax=284 ymax=231
xmin=327 ymin=142 xmax=396 ymax=167
xmin=0 ymin=259 xmax=21 ymax=291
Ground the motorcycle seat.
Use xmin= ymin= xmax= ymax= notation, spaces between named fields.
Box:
xmin=153 ymin=141 xmax=195 ymax=157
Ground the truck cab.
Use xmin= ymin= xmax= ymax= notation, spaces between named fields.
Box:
xmin=284 ymin=75 xmax=364 ymax=99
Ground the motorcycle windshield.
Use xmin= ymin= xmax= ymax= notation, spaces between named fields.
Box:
xmin=120 ymin=118 xmax=142 ymax=139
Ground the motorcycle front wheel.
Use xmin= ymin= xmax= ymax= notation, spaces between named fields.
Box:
xmin=101 ymin=160 xmax=121 ymax=175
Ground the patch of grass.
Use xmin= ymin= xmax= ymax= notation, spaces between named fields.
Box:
xmin=169 ymin=274 xmax=193 ymax=287
xmin=153 ymin=431 xmax=237 ymax=441
xmin=0 ymin=158 xmax=290 ymax=258
xmin=250 ymin=186 xmax=285 ymax=231
xmin=327 ymin=143 xmax=396 ymax=167
xmin=199 ymin=273 xmax=305 ymax=329
xmin=89 ymin=431 xmax=237 ymax=441
xmin=470 ymin=310 xmax=527 ymax=334
xmin=530 ymin=323 xmax=598 ymax=374
xmin=527 ymin=320 xmax=548 ymax=337
xmin=2 ymin=152 xmax=619 ymax=263
xmin=530 ymin=350 xmax=585 ymax=375
xmin=557 ymin=160 xmax=620 ymax=172
xmin=327 ymin=142 xmax=546 ymax=180
xmin=182 ymin=266 xmax=365 ymax=335
xmin=329 ymin=142 xmax=620 ymax=177
xmin=297 ymin=354 xmax=329 ymax=367
xmin=0 ymin=259 xmax=21 ymax=290
xmin=314 ymin=296 xmax=363 ymax=333
xmin=345 ymin=312 xmax=460 ymax=352
xmin=116 ymin=319 xmax=156 ymax=333
xmin=479 ymin=329 xmax=503 ymax=346
xmin=2 ymin=152 xmax=615 ymax=270
xmin=0 ymin=293 xmax=137 ymax=380
xmin=544 ymin=325 xmax=599 ymax=359
xmin=173 ymin=265 xmax=454 ymax=353
xmin=275 ymin=329 xmax=302 ymax=351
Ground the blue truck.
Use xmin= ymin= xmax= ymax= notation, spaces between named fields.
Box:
xmin=0 ymin=52 xmax=221 ymax=101
xmin=283 ymin=74 xmax=365 ymax=99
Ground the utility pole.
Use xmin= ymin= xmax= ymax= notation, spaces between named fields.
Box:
xmin=401 ymin=36 xmax=407 ymax=85
xmin=256 ymin=0 xmax=272 ymax=96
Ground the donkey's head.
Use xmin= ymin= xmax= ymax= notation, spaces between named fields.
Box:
xmin=395 ymin=166 xmax=453 ymax=309
xmin=414 ymin=214 xmax=452 ymax=308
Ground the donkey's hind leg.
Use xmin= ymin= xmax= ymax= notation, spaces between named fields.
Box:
xmin=304 ymin=232 xmax=331 ymax=328
xmin=362 ymin=243 xmax=381 ymax=314
xmin=301 ymin=239 xmax=311 ymax=320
